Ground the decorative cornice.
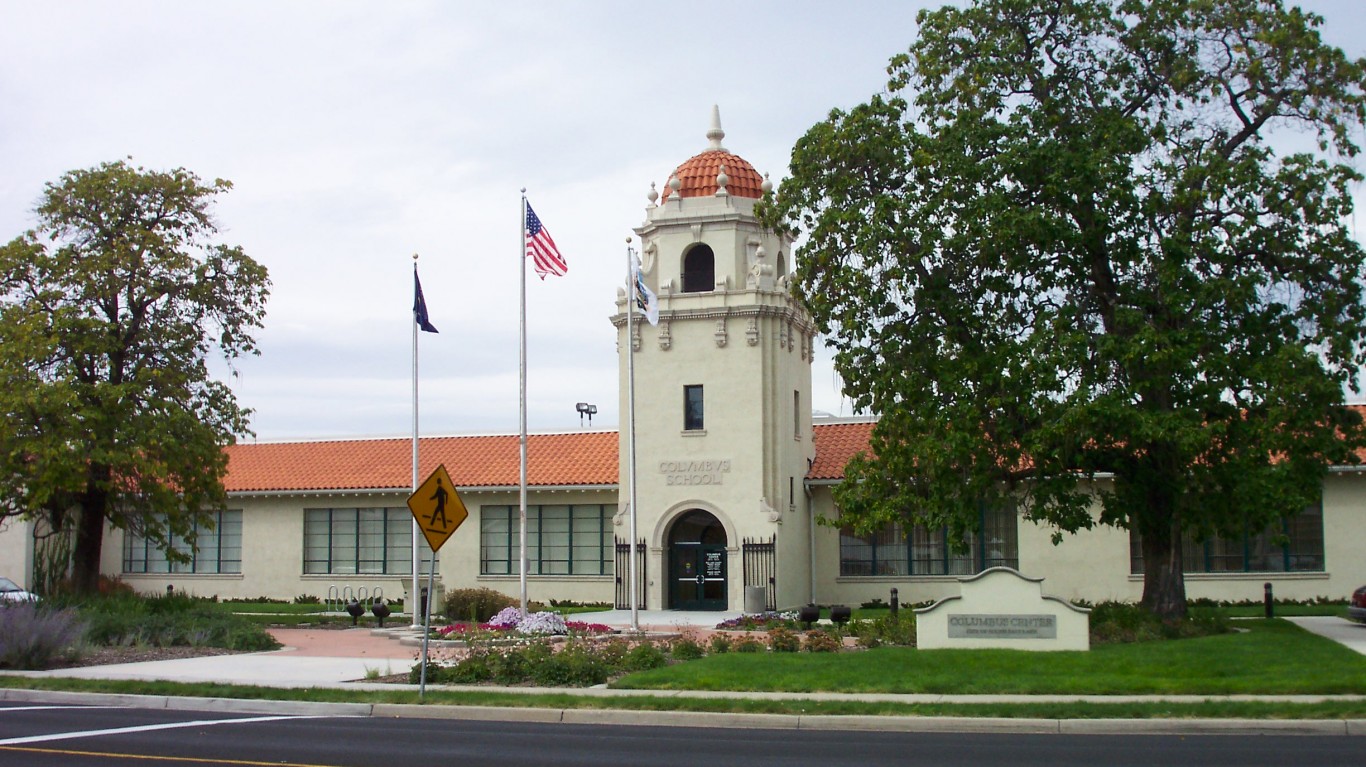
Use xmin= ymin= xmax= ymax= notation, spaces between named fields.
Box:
xmin=611 ymin=300 xmax=815 ymax=335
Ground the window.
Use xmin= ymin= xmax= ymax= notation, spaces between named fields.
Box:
xmin=684 ymin=385 xmax=704 ymax=431
xmin=123 ymin=510 xmax=242 ymax=574
xmin=794 ymin=390 xmax=801 ymax=439
xmin=480 ymin=504 xmax=613 ymax=575
xmin=839 ymin=504 xmax=1019 ymax=576
xmin=304 ymin=508 xmax=429 ymax=575
xmin=681 ymin=244 xmax=715 ymax=293
xmin=1129 ymin=504 xmax=1324 ymax=574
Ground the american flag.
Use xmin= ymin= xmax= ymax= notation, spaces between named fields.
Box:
xmin=524 ymin=202 xmax=567 ymax=279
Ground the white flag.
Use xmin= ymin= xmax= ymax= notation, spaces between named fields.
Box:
xmin=634 ymin=258 xmax=659 ymax=326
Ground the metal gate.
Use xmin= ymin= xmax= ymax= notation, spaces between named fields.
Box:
xmin=742 ymin=536 xmax=776 ymax=612
xmin=614 ymin=537 xmax=647 ymax=610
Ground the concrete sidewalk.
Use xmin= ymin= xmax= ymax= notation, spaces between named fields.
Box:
xmin=1287 ymin=616 xmax=1366 ymax=656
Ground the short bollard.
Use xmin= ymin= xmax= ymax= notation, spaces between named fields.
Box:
xmin=345 ymin=599 xmax=364 ymax=626
xmin=890 ymin=587 xmax=899 ymax=617
xmin=371 ymin=599 xmax=392 ymax=628
xmin=1264 ymin=582 xmax=1274 ymax=619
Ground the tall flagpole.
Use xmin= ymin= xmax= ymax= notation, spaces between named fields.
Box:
xmin=518 ymin=190 xmax=530 ymax=617
xmin=410 ymin=253 xmax=422 ymax=628
xmin=625 ymin=238 xmax=640 ymax=633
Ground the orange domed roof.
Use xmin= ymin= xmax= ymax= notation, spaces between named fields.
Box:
xmin=661 ymin=149 xmax=765 ymax=201
xmin=659 ymin=107 xmax=768 ymax=201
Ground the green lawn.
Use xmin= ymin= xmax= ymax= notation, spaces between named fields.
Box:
xmin=614 ymin=619 xmax=1366 ymax=695
xmin=5 ymin=676 xmax=1366 ymax=720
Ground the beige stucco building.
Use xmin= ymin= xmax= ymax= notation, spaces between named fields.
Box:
xmin=3 ymin=111 xmax=1363 ymax=612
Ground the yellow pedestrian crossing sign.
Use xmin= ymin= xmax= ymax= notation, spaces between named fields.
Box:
xmin=407 ymin=464 xmax=468 ymax=552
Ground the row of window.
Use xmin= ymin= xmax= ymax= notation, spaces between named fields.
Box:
xmin=122 ymin=505 xmax=615 ymax=577
xmin=123 ymin=510 xmax=243 ymax=574
xmin=1128 ymin=505 xmax=1325 ymax=574
xmin=838 ymin=504 xmax=1327 ymax=577
xmin=480 ymin=504 xmax=614 ymax=575
xmin=839 ymin=505 xmax=1020 ymax=576
xmin=122 ymin=503 xmax=1328 ymax=579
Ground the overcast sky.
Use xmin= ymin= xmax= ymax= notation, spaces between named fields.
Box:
xmin=3 ymin=1 xmax=1365 ymax=442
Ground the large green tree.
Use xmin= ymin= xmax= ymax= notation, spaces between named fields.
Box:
xmin=0 ymin=160 xmax=269 ymax=593
xmin=766 ymin=0 xmax=1366 ymax=619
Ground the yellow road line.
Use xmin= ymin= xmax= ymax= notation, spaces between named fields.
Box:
xmin=0 ymin=744 xmax=342 ymax=766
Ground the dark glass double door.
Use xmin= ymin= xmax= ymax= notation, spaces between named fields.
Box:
xmin=670 ymin=543 xmax=727 ymax=611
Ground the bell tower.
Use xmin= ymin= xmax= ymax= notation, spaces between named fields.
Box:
xmin=614 ymin=107 xmax=816 ymax=611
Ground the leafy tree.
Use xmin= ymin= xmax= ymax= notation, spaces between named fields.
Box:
xmin=0 ymin=160 xmax=269 ymax=594
xmin=765 ymin=0 xmax=1366 ymax=619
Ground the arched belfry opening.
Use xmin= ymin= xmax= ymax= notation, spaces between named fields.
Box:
xmin=681 ymin=244 xmax=715 ymax=293
xmin=667 ymin=509 xmax=728 ymax=610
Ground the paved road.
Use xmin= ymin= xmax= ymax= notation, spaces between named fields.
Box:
xmin=2 ymin=702 xmax=1363 ymax=767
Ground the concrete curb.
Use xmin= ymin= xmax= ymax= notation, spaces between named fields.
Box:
xmin=0 ymin=688 xmax=371 ymax=718
xmin=4 ymin=688 xmax=1365 ymax=735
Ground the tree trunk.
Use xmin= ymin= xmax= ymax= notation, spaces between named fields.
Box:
xmin=70 ymin=472 xmax=110 ymax=595
xmin=1139 ymin=505 xmax=1187 ymax=621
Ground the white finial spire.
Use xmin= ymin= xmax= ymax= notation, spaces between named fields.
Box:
xmin=706 ymin=104 xmax=726 ymax=152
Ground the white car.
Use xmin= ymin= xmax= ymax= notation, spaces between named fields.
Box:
xmin=0 ymin=577 xmax=38 ymax=604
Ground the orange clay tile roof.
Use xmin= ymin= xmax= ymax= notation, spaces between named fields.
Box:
xmin=660 ymin=150 xmax=764 ymax=201
xmin=223 ymin=423 xmax=878 ymax=493
xmin=808 ymin=421 xmax=877 ymax=480
xmin=224 ymin=431 xmax=619 ymax=493
xmin=223 ymin=408 xmax=1366 ymax=494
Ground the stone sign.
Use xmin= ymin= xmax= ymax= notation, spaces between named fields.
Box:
xmin=915 ymin=567 xmax=1090 ymax=651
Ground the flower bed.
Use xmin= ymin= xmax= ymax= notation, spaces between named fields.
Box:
xmin=713 ymin=611 xmax=799 ymax=631
xmin=433 ymin=608 xmax=614 ymax=643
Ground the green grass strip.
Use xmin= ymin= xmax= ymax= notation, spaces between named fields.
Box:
xmin=2 ymin=676 xmax=1363 ymax=720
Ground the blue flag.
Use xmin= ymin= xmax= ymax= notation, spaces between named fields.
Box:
xmin=413 ymin=267 xmax=438 ymax=333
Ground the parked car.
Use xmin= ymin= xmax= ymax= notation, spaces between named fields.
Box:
xmin=0 ymin=577 xmax=38 ymax=604
xmin=1350 ymin=586 xmax=1366 ymax=624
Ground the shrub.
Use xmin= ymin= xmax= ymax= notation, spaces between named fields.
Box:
xmin=767 ymin=626 xmax=800 ymax=653
xmin=734 ymin=637 xmax=764 ymax=653
xmin=442 ymin=588 xmax=518 ymax=623
xmin=621 ymin=641 xmax=668 ymax=671
xmin=0 ymin=603 xmax=86 ymax=669
xmin=595 ymin=637 xmax=631 ymax=667
xmin=529 ymin=640 xmax=610 ymax=686
xmin=1089 ymin=601 xmax=1230 ymax=644
xmin=851 ymin=612 xmax=916 ymax=648
xmin=802 ymin=630 xmax=842 ymax=653
xmin=707 ymin=633 xmax=732 ymax=654
xmin=419 ymin=646 xmax=498 ymax=684
xmin=670 ymin=637 xmax=705 ymax=660
xmin=422 ymin=636 xmax=663 ymax=687
xmin=74 ymin=592 xmax=280 ymax=651
xmin=293 ymin=594 xmax=321 ymax=605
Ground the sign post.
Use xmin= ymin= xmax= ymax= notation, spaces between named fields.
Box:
xmin=406 ymin=464 xmax=468 ymax=697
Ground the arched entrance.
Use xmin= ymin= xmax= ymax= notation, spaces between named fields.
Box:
xmin=667 ymin=509 xmax=728 ymax=610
